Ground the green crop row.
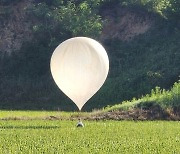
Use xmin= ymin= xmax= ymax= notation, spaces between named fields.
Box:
xmin=0 ymin=120 xmax=180 ymax=153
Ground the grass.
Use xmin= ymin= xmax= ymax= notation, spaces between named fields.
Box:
xmin=0 ymin=110 xmax=89 ymax=120
xmin=104 ymin=81 xmax=180 ymax=112
xmin=0 ymin=82 xmax=179 ymax=121
xmin=0 ymin=110 xmax=69 ymax=119
xmin=0 ymin=120 xmax=180 ymax=153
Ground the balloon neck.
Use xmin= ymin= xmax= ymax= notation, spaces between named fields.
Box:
xmin=78 ymin=107 xmax=82 ymax=112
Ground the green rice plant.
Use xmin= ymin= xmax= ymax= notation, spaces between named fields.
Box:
xmin=0 ymin=120 xmax=179 ymax=153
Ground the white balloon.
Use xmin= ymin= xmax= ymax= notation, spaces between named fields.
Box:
xmin=50 ymin=37 xmax=109 ymax=110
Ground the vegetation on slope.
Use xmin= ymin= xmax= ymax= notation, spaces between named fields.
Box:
xmin=0 ymin=0 xmax=179 ymax=111
xmin=100 ymin=81 xmax=180 ymax=120
xmin=0 ymin=82 xmax=179 ymax=120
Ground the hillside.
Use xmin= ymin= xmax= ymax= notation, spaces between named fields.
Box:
xmin=0 ymin=0 xmax=179 ymax=111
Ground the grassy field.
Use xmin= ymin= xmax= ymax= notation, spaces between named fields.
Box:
xmin=0 ymin=110 xmax=74 ymax=120
xmin=0 ymin=119 xmax=180 ymax=154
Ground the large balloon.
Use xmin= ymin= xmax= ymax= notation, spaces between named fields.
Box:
xmin=50 ymin=37 xmax=109 ymax=110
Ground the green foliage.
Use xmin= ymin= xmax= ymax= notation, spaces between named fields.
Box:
xmin=30 ymin=0 xmax=103 ymax=38
xmin=105 ymin=81 xmax=180 ymax=112
xmin=0 ymin=6 xmax=12 ymax=17
xmin=127 ymin=0 xmax=172 ymax=16
xmin=136 ymin=81 xmax=180 ymax=109
xmin=102 ymin=0 xmax=180 ymax=19
xmin=0 ymin=0 xmax=22 ymax=5
xmin=0 ymin=0 xmax=179 ymax=111
xmin=56 ymin=1 xmax=102 ymax=37
xmin=0 ymin=0 xmax=103 ymax=111
xmin=0 ymin=120 xmax=180 ymax=153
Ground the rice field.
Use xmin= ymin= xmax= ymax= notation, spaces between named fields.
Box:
xmin=0 ymin=119 xmax=180 ymax=154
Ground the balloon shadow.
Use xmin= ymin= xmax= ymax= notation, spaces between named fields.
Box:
xmin=0 ymin=125 xmax=60 ymax=129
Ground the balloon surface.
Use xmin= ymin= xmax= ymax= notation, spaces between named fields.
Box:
xmin=50 ymin=37 xmax=109 ymax=110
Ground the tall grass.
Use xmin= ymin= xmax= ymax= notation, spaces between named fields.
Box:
xmin=104 ymin=81 xmax=180 ymax=111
